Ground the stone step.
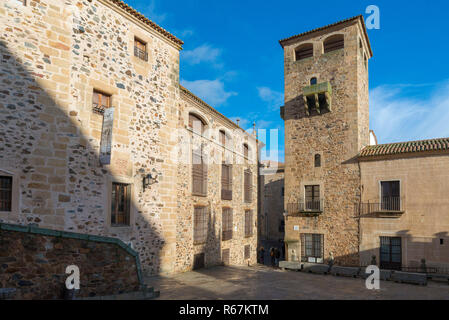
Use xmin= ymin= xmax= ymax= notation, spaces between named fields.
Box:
xmin=391 ymin=271 xmax=427 ymax=286
xmin=302 ymin=263 xmax=330 ymax=275
xmin=331 ymin=266 xmax=360 ymax=278
xmin=79 ymin=287 xmax=160 ymax=300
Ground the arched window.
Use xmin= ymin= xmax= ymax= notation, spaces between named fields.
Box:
xmin=324 ymin=34 xmax=344 ymax=53
xmin=310 ymin=77 xmax=317 ymax=85
xmin=295 ymin=43 xmax=313 ymax=61
xmin=189 ymin=113 xmax=205 ymax=136
xmin=314 ymin=154 xmax=321 ymax=168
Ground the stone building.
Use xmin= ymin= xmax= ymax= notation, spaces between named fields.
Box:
xmin=0 ymin=0 xmax=258 ymax=277
xmin=259 ymin=160 xmax=285 ymax=242
xmin=280 ymin=15 xmax=449 ymax=271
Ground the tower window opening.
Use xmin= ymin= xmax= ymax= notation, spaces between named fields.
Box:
xmin=295 ymin=43 xmax=314 ymax=61
xmin=314 ymin=154 xmax=321 ymax=168
xmin=310 ymin=77 xmax=317 ymax=85
xmin=324 ymin=34 xmax=344 ymax=53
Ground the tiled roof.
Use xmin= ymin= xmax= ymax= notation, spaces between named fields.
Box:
xmin=180 ymin=86 xmax=244 ymax=132
xmin=360 ymin=138 xmax=449 ymax=158
xmin=279 ymin=15 xmax=373 ymax=57
xmin=108 ymin=0 xmax=183 ymax=46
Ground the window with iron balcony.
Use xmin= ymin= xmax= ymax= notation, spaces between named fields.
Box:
xmin=134 ymin=37 xmax=148 ymax=62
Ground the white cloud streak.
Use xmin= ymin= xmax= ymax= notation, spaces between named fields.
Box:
xmin=370 ymin=80 xmax=449 ymax=144
xmin=181 ymin=79 xmax=237 ymax=106
xmin=182 ymin=44 xmax=222 ymax=67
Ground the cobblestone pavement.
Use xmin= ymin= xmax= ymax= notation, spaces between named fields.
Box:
xmin=145 ymin=265 xmax=449 ymax=300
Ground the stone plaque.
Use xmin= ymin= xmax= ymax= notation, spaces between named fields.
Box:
xmin=99 ymin=107 xmax=114 ymax=165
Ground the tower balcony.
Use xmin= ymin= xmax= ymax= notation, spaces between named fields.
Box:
xmin=302 ymin=81 xmax=332 ymax=115
xmin=287 ymin=200 xmax=324 ymax=217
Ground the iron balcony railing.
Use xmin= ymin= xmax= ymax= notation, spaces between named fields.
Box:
xmin=287 ymin=200 xmax=324 ymax=215
xmin=134 ymin=46 xmax=148 ymax=62
xmin=360 ymin=197 xmax=404 ymax=215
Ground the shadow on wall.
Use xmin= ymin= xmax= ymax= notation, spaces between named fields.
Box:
xmin=261 ymin=177 xmax=285 ymax=242
xmin=284 ymin=229 xmax=449 ymax=272
xmin=0 ymin=39 xmax=164 ymax=294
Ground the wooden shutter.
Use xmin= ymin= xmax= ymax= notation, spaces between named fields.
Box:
xmin=243 ymin=144 xmax=249 ymax=159
xmin=221 ymin=163 xmax=232 ymax=200
xmin=194 ymin=207 xmax=207 ymax=244
xmin=324 ymin=35 xmax=344 ymax=53
xmin=295 ymin=43 xmax=314 ymax=61
xmin=189 ymin=114 xmax=203 ymax=136
xmin=222 ymin=208 xmax=233 ymax=241
xmin=244 ymin=169 xmax=252 ymax=203
xmin=219 ymin=130 xmax=226 ymax=147
xmin=245 ymin=210 xmax=253 ymax=237
xmin=192 ymin=146 xmax=206 ymax=196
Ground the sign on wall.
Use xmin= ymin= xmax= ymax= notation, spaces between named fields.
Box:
xmin=99 ymin=107 xmax=115 ymax=165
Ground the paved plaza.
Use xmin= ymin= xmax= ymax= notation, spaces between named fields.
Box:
xmin=145 ymin=265 xmax=449 ymax=300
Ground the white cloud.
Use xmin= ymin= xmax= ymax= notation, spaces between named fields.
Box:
xmin=257 ymin=87 xmax=284 ymax=111
xmin=181 ymin=79 xmax=237 ymax=106
xmin=182 ymin=44 xmax=222 ymax=67
xmin=370 ymin=80 xmax=449 ymax=144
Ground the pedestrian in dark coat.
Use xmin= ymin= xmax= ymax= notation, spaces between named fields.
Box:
xmin=259 ymin=247 xmax=265 ymax=265
xmin=270 ymin=247 xmax=275 ymax=267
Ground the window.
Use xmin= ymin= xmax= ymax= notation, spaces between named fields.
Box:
xmin=314 ymin=154 xmax=321 ymax=167
xmin=295 ymin=43 xmax=313 ymax=61
xmin=134 ymin=37 xmax=148 ymax=61
xmin=193 ymin=253 xmax=205 ymax=270
xmin=219 ymin=130 xmax=226 ymax=147
xmin=380 ymin=237 xmax=402 ymax=270
xmin=221 ymin=163 xmax=232 ymax=200
xmin=189 ymin=113 xmax=205 ymax=136
xmin=244 ymin=245 xmax=251 ymax=260
xmin=92 ymin=90 xmax=111 ymax=114
xmin=243 ymin=143 xmax=249 ymax=159
xmin=381 ymin=181 xmax=400 ymax=211
xmin=323 ymin=34 xmax=344 ymax=53
xmin=304 ymin=185 xmax=320 ymax=211
xmin=244 ymin=169 xmax=253 ymax=203
xmin=193 ymin=207 xmax=208 ymax=245
xmin=192 ymin=144 xmax=207 ymax=196
xmin=301 ymin=234 xmax=324 ymax=263
xmin=0 ymin=176 xmax=13 ymax=212
xmin=222 ymin=208 xmax=233 ymax=241
xmin=310 ymin=77 xmax=317 ymax=85
xmin=111 ymin=182 xmax=131 ymax=226
xmin=244 ymin=210 xmax=253 ymax=237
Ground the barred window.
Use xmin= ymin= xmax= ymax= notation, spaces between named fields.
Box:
xmin=222 ymin=208 xmax=233 ymax=241
xmin=221 ymin=163 xmax=232 ymax=200
xmin=194 ymin=207 xmax=208 ymax=245
xmin=92 ymin=90 xmax=111 ymax=114
xmin=111 ymin=182 xmax=131 ymax=226
xmin=244 ymin=169 xmax=253 ymax=203
xmin=192 ymin=145 xmax=207 ymax=196
xmin=0 ymin=176 xmax=12 ymax=212
xmin=244 ymin=210 xmax=253 ymax=237
xmin=134 ymin=37 xmax=148 ymax=61
xmin=301 ymin=234 xmax=324 ymax=263
xmin=244 ymin=245 xmax=251 ymax=260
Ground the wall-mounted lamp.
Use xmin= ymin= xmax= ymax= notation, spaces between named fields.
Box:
xmin=143 ymin=173 xmax=157 ymax=191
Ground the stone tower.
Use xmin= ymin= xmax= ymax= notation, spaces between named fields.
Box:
xmin=280 ymin=16 xmax=372 ymax=265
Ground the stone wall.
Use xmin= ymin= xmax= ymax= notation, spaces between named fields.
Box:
xmin=0 ymin=223 xmax=141 ymax=299
xmin=0 ymin=0 xmax=258 ymax=276
xmin=359 ymin=154 xmax=449 ymax=269
xmin=259 ymin=161 xmax=284 ymax=241
xmin=175 ymin=90 xmax=259 ymax=272
xmin=281 ymin=18 xmax=370 ymax=265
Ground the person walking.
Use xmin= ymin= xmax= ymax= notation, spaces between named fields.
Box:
xmin=270 ymin=247 xmax=275 ymax=267
xmin=275 ymin=247 xmax=281 ymax=267
xmin=259 ymin=247 xmax=265 ymax=265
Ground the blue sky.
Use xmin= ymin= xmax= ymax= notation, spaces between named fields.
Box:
xmin=128 ymin=0 xmax=449 ymax=163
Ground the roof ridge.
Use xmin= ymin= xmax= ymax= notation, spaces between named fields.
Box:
xmin=279 ymin=15 xmax=373 ymax=57
xmin=107 ymin=0 xmax=183 ymax=46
